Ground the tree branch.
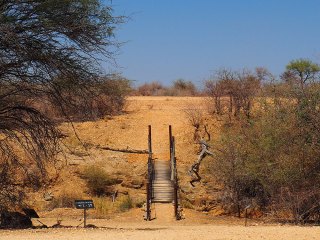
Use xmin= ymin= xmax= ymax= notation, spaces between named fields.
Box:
xmin=96 ymin=145 xmax=148 ymax=154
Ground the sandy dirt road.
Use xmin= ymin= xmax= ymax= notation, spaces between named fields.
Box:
xmin=0 ymin=206 xmax=319 ymax=240
xmin=0 ymin=224 xmax=319 ymax=240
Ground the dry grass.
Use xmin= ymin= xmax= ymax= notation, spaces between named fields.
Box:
xmin=48 ymin=188 xmax=84 ymax=209
xmin=92 ymin=195 xmax=134 ymax=218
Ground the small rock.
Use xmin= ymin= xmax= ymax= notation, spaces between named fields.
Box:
xmin=43 ymin=192 xmax=54 ymax=201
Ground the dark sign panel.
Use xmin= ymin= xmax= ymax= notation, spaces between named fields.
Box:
xmin=75 ymin=200 xmax=94 ymax=209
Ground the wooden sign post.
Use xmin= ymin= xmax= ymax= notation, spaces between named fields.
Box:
xmin=75 ymin=200 xmax=94 ymax=227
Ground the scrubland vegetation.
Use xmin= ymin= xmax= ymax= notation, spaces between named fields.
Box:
xmin=203 ymin=60 xmax=320 ymax=223
xmin=134 ymin=62 xmax=319 ymax=225
xmin=0 ymin=0 xmax=319 ymax=230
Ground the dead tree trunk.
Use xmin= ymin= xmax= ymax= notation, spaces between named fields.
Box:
xmin=189 ymin=140 xmax=213 ymax=186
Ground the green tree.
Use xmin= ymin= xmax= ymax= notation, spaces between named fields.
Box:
xmin=285 ymin=59 xmax=320 ymax=90
xmin=0 ymin=0 xmax=123 ymax=213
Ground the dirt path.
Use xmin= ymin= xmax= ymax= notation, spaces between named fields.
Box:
xmin=124 ymin=96 xmax=204 ymax=160
xmin=152 ymin=203 xmax=176 ymax=222
xmin=0 ymin=224 xmax=319 ymax=240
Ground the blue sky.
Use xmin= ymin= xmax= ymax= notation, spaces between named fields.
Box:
xmin=107 ymin=0 xmax=320 ymax=86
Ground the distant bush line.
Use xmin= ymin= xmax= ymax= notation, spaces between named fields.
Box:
xmin=133 ymin=79 xmax=199 ymax=96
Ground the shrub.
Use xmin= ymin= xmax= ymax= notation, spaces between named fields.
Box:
xmin=95 ymin=75 xmax=132 ymax=116
xmin=211 ymin=83 xmax=320 ymax=222
xmin=172 ymin=79 xmax=197 ymax=96
xmin=134 ymin=198 xmax=145 ymax=208
xmin=137 ymin=81 xmax=165 ymax=96
xmin=183 ymin=106 xmax=204 ymax=129
xmin=38 ymin=74 xmax=132 ymax=121
xmin=82 ymin=166 xmax=120 ymax=197
xmin=136 ymin=80 xmax=198 ymax=96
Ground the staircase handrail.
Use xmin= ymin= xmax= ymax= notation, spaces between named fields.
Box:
xmin=145 ymin=125 xmax=154 ymax=221
xmin=170 ymin=135 xmax=182 ymax=220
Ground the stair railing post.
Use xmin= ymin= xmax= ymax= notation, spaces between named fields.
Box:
xmin=174 ymin=180 xmax=178 ymax=220
xmin=148 ymin=125 xmax=152 ymax=158
xmin=171 ymin=136 xmax=175 ymax=181
xmin=146 ymin=125 xmax=153 ymax=221
xmin=172 ymin=137 xmax=182 ymax=220
xmin=146 ymin=182 xmax=151 ymax=220
xmin=169 ymin=125 xmax=172 ymax=156
xmin=172 ymin=136 xmax=178 ymax=219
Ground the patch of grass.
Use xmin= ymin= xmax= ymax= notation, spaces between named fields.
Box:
xmin=92 ymin=197 xmax=113 ymax=218
xmin=181 ymin=200 xmax=194 ymax=209
xmin=134 ymin=199 xmax=145 ymax=208
xmin=93 ymin=195 xmax=134 ymax=217
xmin=115 ymin=195 xmax=133 ymax=212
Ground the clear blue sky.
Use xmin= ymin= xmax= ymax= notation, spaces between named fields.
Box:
xmin=107 ymin=0 xmax=320 ymax=86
